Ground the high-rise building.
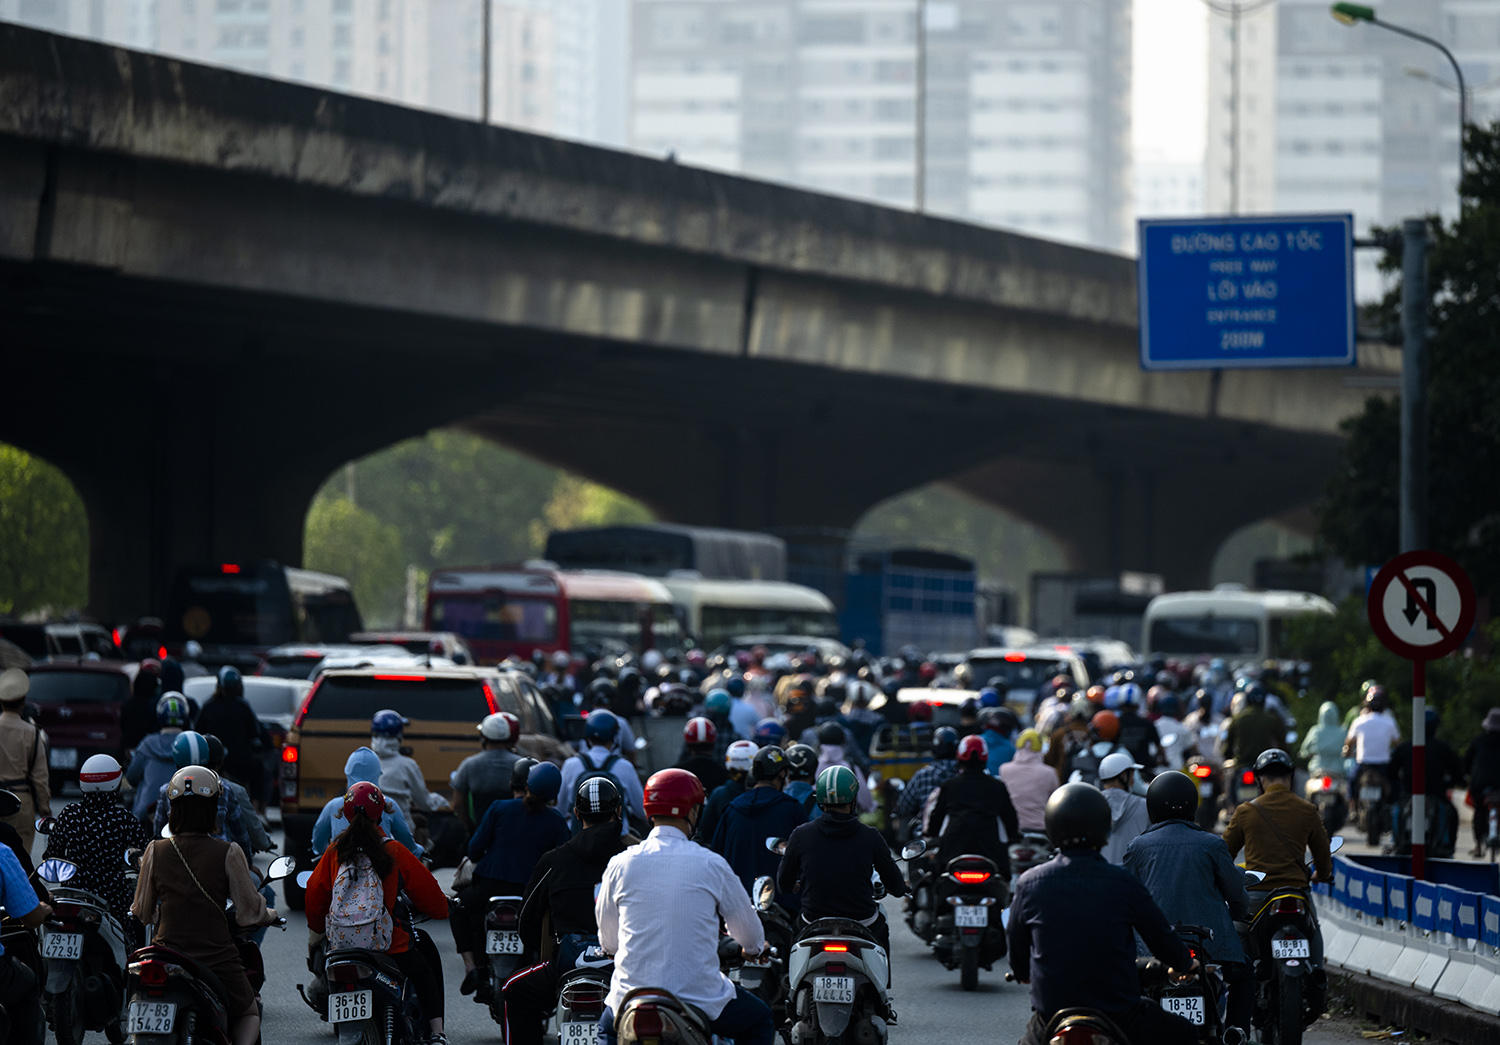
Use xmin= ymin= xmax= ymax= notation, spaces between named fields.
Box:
xmin=629 ymin=0 xmax=1133 ymax=251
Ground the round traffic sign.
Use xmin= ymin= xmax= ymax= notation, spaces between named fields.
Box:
xmin=1366 ymin=550 xmax=1476 ymax=661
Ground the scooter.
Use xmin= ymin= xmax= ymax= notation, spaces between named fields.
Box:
xmin=1137 ymin=924 xmax=1240 ymax=1045
xmin=1223 ymin=760 xmax=1260 ymax=818
xmin=1353 ymin=767 xmax=1389 ymax=847
xmin=931 ymin=853 xmax=1008 ymax=991
xmin=555 ymin=944 xmax=614 ymax=1045
xmin=320 ymin=884 xmax=439 ymax=1045
xmin=900 ymin=824 xmax=938 ymax=947
xmin=1005 ymin=973 xmax=1130 ymax=1045
xmin=34 ymin=849 xmax=130 ymax=1045
xmin=744 ymin=875 xmax=795 ymax=1026
xmin=125 ymin=854 xmax=293 ymax=1044
xmin=1304 ymin=774 xmax=1347 ymax=836
xmin=1007 ymin=830 xmax=1053 ymax=883
xmin=786 ymin=917 xmax=894 ymax=1045
xmin=615 ymin=986 xmax=715 ymax=1045
xmin=0 ymin=902 xmax=38 ymax=1044
xmin=480 ymin=894 xmax=527 ymax=1018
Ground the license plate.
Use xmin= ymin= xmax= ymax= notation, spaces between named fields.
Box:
xmin=1271 ymin=938 xmax=1310 ymax=959
xmin=487 ymin=930 xmax=523 ymax=955
xmin=42 ymin=931 xmax=83 ymax=960
xmin=1199 ymin=782 xmax=1214 ymax=797
xmin=1238 ymin=786 xmax=1259 ymax=801
xmin=814 ymin=976 xmax=855 ymax=1004
xmin=127 ymin=1001 xmax=177 ymax=1034
xmin=49 ymin=747 xmax=78 ymax=770
xmin=955 ymin=905 xmax=988 ymax=928
xmin=1360 ymin=786 xmax=1383 ymax=802
xmin=330 ymin=989 xmax=372 ymax=1023
xmin=562 ymin=1021 xmax=599 ymax=1045
xmin=1161 ymin=994 xmax=1205 ymax=1024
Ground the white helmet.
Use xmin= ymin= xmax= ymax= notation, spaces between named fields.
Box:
xmin=725 ymin=740 xmax=759 ymax=773
xmin=168 ymin=765 xmax=221 ymax=800
xmin=1098 ymin=752 xmax=1144 ymax=782
xmin=641 ymin=650 xmax=664 ymax=672
xmin=79 ymin=753 xmax=123 ymax=792
xmin=478 ymin=712 xmax=518 ymax=743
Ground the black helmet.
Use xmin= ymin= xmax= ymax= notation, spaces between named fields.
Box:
xmin=932 ymin=726 xmax=959 ymax=760
xmin=586 ymin=677 xmax=616 ymax=708
xmin=1044 ymin=783 xmax=1111 ymax=850
xmin=751 ymin=745 xmax=789 ymax=782
xmin=575 ymin=775 xmax=623 ymax=817
xmin=509 ymin=757 xmax=538 ymax=792
xmin=816 ymin=722 xmax=846 ymax=747
xmin=1146 ymin=771 xmax=1199 ymax=824
xmin=784 ymin=743 xmax=818 ymax=779
xmin=1243 ymin=684 xmax=1266 ymax=708
xmin=1253 ymin=748 xmax=1295 ymax=779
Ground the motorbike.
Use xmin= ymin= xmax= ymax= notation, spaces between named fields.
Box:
xmin=785 ymin=917 xmax=893 ymax=1045
xmin=555 ymin=944 xmax=614 ymax=1045
xmin=1005 ymin=972 xmax=1131 ymax=1045
xmin=34 ymin=848 xmax=130 ymax=1045
xmin=1222 ymin=760 xmax=1260 ymax=818
xmin=900 ymin=825 xmax=938 ymax=947
xmin=1304 ymin=774 xmax=1347 ymax=836
xmin=615 ymin=985 xmax=715 ymax=1045
xmin=932 ymin=854 xmax=1008 ymax=991
xmin=1137 ymin=924 xmax=1240 ymax=1045
xmin=1353 ymin=766 xmax=1389 ymax=847
xmin=1392 ymin=792 xmax=1457 ymax=859
xmin=1007 ymin=830 xmax=1053 ymax=883
xmin=1483 ymin=789 xmax=1500 ymax=862
xmin=320 ymin=884 xmax=439 ymax=1045
xmin=1185 ymin=757 xmax=1222 ymax=831
xmin=125 ymin=854 xmax=293 ymax=1044
xmin=0 ymin=901 xmax=39 ymax=1043
xmin=479 ymin=893 xmax=528 ymax=1019
xmin=744 ymin=874 xmax=796 ymax=1027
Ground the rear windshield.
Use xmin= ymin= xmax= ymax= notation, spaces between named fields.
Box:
xmin=965 ymin=657 xmax=1068 ymax=690
xmin=1148 ymin=616 xmax=1260 ymax=656
xmin=699 ymin=607 xmax=839 ymax=648
xmin=242 ymin=683 xmax=302 ymax=718
xmin=166 ymin=568 xmax=296 ymax=647
xmin=27 ymin=672 xmax=129 ymax=704
xmin=430 ymin=594 xmax=557 ymax=644
xmin=305 ymin=675 xmax=491 ymax=722
xmin=261 ymin=655 xmax=320 ymax=679
xmin=297 ymin=592 xmax=362 ymax=644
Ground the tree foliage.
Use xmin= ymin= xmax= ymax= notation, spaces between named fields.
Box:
xmin=0 ymin=444 xmax=88 ymax=617
xmin=529 ymin=475 xmax=654 ymax=550
xmin=304 ymin=495 xmax=407 ymax=627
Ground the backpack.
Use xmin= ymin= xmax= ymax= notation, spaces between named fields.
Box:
xmin=571 ymin=750 xmax=628 ymax=831
xmin=325 ymin=851 xmax=393 ymax=951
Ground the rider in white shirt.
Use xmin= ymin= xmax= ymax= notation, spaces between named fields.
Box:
xmin=595 ymin=768 xmax=772 ymax=1045
xmin=1343 ymin=687 xmax=1402 ymax=801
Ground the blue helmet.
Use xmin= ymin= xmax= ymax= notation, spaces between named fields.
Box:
xmin=371 ymin=709 xmax=409 ymax=736
xmin=754 ymin=718 xmax=787 ymax=744
xmin=172 ymin=731 xmax=211 ymax=769
xmin=584 ymin=709 xmax=620 ymax=743
xmin=704 ymin=690 xmax=732 ymax=716
xmin=527 ymin=762 xmax=562 ymax=801
xmin=156 ymin=692 xmax=191 ymax=728
xmin=726 ymin=675 xmax=746 ymax=698
xmin=216 ymin=665 xmax=243 ymax=698
xmin=978 ymin=687 xmax=1002 ymax=708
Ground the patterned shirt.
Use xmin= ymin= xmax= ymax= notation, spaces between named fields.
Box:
xmin=896 ymin=758 xmax=958 ymax=820
xmin=43 ymin=791 xmax=150 ymax=921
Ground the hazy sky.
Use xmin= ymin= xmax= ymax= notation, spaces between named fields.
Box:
xmin=1134 ymin=0 xmax=1208 ymax=165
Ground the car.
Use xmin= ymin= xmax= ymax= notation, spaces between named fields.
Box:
xmin=25 ymin=661 xmax=137 ymax=789
xmin=44 ymin=622 xmax=123 ymax=660
xmin=256 ymin=643 xmax=412 ymax=680
xmin=954 ymin=645 xmax=1092 ymax=718
xmin=349 ymin=630 xmax=475 ymax=665
xmin=182 ymin=674 xmax=312 ymax=804
xmin=1044 ymin=638 xmax=1139 ymax=684
xmin=277 ymin=665 xmax=574 ymax=907
xmin=713 ymin=634 xmax=853 ymax=662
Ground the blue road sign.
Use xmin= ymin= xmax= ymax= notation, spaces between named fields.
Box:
xmin=1137 ymin=214 xmax=1355 ymax=371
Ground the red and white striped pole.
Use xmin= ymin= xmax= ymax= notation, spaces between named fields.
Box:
xmin=1410 ymin=659 xmax=1426 ymax=880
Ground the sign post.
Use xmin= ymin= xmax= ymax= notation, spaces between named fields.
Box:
xmin=1366 ymin=551 xmax=1476 ymax=878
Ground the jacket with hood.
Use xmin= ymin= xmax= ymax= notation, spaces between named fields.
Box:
xmin=125 ymin=730 xmax=181 ymax=819
xmin=1300 ymin=702 xmax=1349 ymax=779
xmin=1100 ymin=787 xmax=1150 ymax=865
xmin=999 ymin=747 xmax=1059 ymax=831
xmin=777 ymin=811 xmax=907 ymax=922
xmin=695 ymin=776 xmax=745 ymax=844
xmin=930 ymin=767 xmax=1021 ymax=874
xmin=981 ymin=729 xmax=1017 ymax=773
xmin=311 ymin=747 xmax=421 ymax=856
xmin=710 ymin=785 xmax=812 ymax=909
xmin=370 ymin=736 xmax=430 ymax=824
xmin=519 ymin=819 xmax=637 ymax=949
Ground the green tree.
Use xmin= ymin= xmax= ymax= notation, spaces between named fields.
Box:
xmin=304 ymin=496 xmax=407 ymax=626
xmin=0 ymin=444 xmax=88 ymax=617
xmin=529 ymin=475 xmax=654 ymax=549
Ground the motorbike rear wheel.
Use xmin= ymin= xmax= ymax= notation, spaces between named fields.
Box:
xmin=960 ymin=947 xmax=978 ymax=991
xmin=1365 ymin=805 xmax=1383 ymax=848
xmin=1275 ymin=974 xmax=1303 ymax=1045
xmin=45 ymin=987 xmax=85 ymax=1045
xmin=179 ymin=1008 xmax=197 ymax=1045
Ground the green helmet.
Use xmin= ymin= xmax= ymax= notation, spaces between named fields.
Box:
xmin=704 ymin=691 xmax=732 ymax=716
xmin=814 ymin=765 xmax=859 ymax=807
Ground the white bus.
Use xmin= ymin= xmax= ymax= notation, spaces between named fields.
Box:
xmin=1142 ymin=585 xmax=1335 ymax=662
xmin=659 ymin=576 xmax=839 ymax=650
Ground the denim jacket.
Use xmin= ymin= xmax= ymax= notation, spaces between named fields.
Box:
xmin=1123 ymin=818 xmax=1249 ymax=963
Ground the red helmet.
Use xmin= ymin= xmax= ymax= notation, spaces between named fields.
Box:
xmin=643 ymin=768 xmax=705 ymax=818
xmin=682 ymin=717 xmax=717 ymax=746
xmin=918 ymin=662 xmax=938 ymax=682
xmin=957 ymin=734 xmax=988 ymax=763
xmin=343 ymin=781 xmax=385 ymax=823
xmin=907 ymin=700 xmax=934 ymax=723
xmin=1091 ymin=710 xmax=1120 ymax=742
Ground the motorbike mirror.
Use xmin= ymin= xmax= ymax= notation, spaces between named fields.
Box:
xmin=37 ymin=858 xmax=77 ymax=884
xmin=0 ymin=790 xmax=19 ymax=818
xmin=634 ymin=737 xmax=649 ymax=751
xmin=124 ymin=848 xmax=143 ymax=871
xmin=1329 ymin=836 xmax=1344 ymax=854
xmin=900 ymin=839 xmax=927 ymax=860
xmin=1285 ymin=730 xmax=1298 ymax=744
xmin=267 ymin=856 xmax=296 ymax=881
xmin=34 ymin=816 xmax=55 ymax=836
xmin=752 ymin=875 xmax=776 ymax=912
xmin=887 ymin=778 xmax=906 ymax=793
xmin=1244 ymin=870 xmax=1267 ymax=885
xmin=765 ymin=838 xmax=787 ymax=856
xmin=1160 ymin=733 xmax=1177 ymax=748
xmin=296 ymin=871 xmax=314 ymax=889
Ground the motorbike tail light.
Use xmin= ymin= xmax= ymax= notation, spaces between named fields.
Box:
xmin=1050 ymin=1026 xmax=1111 ymax=1045
xmin=560 ymin=979 xmax=607 ymax=1017
xmin=52 ymin=902 xmax=82 ymax=919
xmin=327 ymin=962 xmax=374 ymax=984
xmin=954 ymin=871 xmax=991 ymax=884
xmin=1273 ymin=898 xmax=1306 ymax=916
xmin=280 ymin=743 xmax=300 ymax=802
xmin=1242 ymin=770 xmax=1256 ymax=786
xmin=1189 ymin=764 xmax=1213 ymax=779
xmin=1320 ymin=776 xmax=1333 ymax=790
xmin=486 ymin=906 xmax=520 ymax=930
xmin=825 ymin=963 xmax=846 ymax=975
xmin=135 ymin=960 xmax=170 ymax=987
xmin=629 ymin=1004 xmax=665 ymax=1039
xmin=1010 ymin=847 xmax=1037 ymax=862
xmin=823 ymin=943 xmax=849 ymax=952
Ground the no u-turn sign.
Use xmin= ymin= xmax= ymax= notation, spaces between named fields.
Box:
xmin=1367 ymin=551 xmax=1476 ymax=661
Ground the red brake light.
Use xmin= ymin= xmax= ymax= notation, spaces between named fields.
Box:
xmin=1051 ymin=1025 xmax=1104 ymax=1045
xmin=281 ymin=744 xmax=299 ymax=764
xmin=157 ymin=646 xmax=168 ymax=659
xmin=1190 ymin=764 xmax=1213 ymax=779
xmin=954 ymin=871 xmax=992 ymax=884
xmin=631 ymin=1005 xmax=664 ymax=1038
xmin=1004 ymin=653 xmax=1026 ymax=662
xmin=136 ymin=960 xmax=169 ymax=987
xmin=823 ymin=943 xmax=849 ymax=952
xmin=293 ymin=678 xmax=322 ymax=729
xmin=482 ymin=680 xmax=499 ymax=714
xmin=1273 ymin=898 xmax=1306 ymax=916
xmin=1053 ymin=645 xmax=1073 ymax=652
xmin=1242 ymin=770 xmax=1256 ymax=785
xmin=221 ymin=563 xmax=240 ymax=574
xmin=1320 ymin=776 xmax=1333 ymax=789
xmin=825 ymin=962 xmax=847 ymax=974
xmin=373 ymin=674 xmax=426 ymax=682
xmin=112 ymin=627 xmax=123 ymax=648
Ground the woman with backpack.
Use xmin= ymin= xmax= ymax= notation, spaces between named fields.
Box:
xmin=305 ymin=781 xmax=450 ymax=1044
xmin=452 ymin=761 xmax=571 ymax=1000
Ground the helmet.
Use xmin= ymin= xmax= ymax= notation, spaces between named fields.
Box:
xmin=986 ymin=708 xmax=1019 ymax=736
xmin=1016 ymin=728 xmax=1044 ymax=753
xmin=584 ymin=710 xmax=620 ymax=743
xmin=726 ymin=676 xmax=746 ymax=698
xmin=1146 ymin=771 xmax=1199 ymax=823
xmin=342 ymin=780 xmax=384 ymax=821
xmin=156 ymin=692 xmax=191 ymax=728
xmin=1090 ymin=710 xmax=1119 ymax=741
xmin=784 ymin=743 xmax=818 ymax=778
xmin=1098 ymin=752 xmax=1143 ymax=782
xmin=527 ymin=762 xmax=562 ymax=801
xmin=1146 ymin=685 xmax=1167 ymax=713
xmin=978 ymin=687 xmax=1002 ymax=708
xmin=704 ymin=691 xmax=732 ymax=716
xmin=643 ymin=768 xmax=706 ymax=818
xmin=168 ymin=765 xmax=221 ymax=801
xmin=751 ymin=745 xmax=789 ymax=782
xmin=1253 ymin=748 xmax=1295 ymax=779
xmin=1359 ymin=678 xmax=1379 ymax=695
xmin=682 ymin=717 xmax=717 ymax=746
xmin=79 ymin=753 xmax=123 ymax=792
xmin=1044 ymin=782 xmax=1111 ymax=849
xmin=1116 ymin=682 xmax=1144 ymax=708
xmin=1192 ymin=688 xmax=1214 ymax=715
xmin=509 ymin=757 xmax=538 ymax=791
xmin=172 ymin=731 xmax=211 ymax=769
xmin=816 ymin=723 xmax=846 ymax=747
xmin=478 ymin=712 xmax=520 ymax=742
xmin=725 ymin=740 xmax=759 ymax=773
xmin=960 ymin=698 xmax=979 ymax=717
xmin=371 ymin=709 xmax=409 ymax=736
xmin=1364 ymin=686 xmax=1389 ymax=713
xmin=814 ymin=765 xmax=860 ymax=807
xmin=906 ymin=700 xmax=933 ymax=723
xmin=1243 ymin=684 xmax=1267 ymax=708
xmin=956 ymin=734 xmax=988 ymax=764
xmin=552 ymin=650 xmax=571 ymax=668
xmin=1085 ymin=685 xmax=1106 ymax=706
xmin=205 ymin=733 xmax=224 ymax=766
xmin=216 ymin=665 xmax=243 ymax=698
xmin=1156 ymin=693 xmax=1181 ymax=719
xmin=586 ymin=678 xmax=616 ymax=708
xmin=932 ymin=726 xmax=959 ymax=759
xmin=918 ymin=662 xmax=938 ymax=682
xmin=576 ymin=775 xmax=623 ymax=817
xmin=754 ymin=719 xmax=787 ymax=745
xmin=1069 ymin=696 xmax=1094 ymax=720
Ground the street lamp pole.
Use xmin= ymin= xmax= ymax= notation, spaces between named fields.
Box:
xmin=915 ymin=0 xmax=927 ymax=212
xmin=481 ymin=0 xmax=492 ymax=124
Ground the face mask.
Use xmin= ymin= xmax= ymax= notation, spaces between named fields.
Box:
xmin=371 ymin=735 xmax=401 ymax=758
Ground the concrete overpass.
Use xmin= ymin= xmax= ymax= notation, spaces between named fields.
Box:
xmin=0 ymin=24 xmax=1396 ymax=621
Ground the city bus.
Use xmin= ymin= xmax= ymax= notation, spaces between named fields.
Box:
xmin=660 ymin=576 xmax=839 ymax=650
xmin=1141 ymin=585 xmax=1336 ymax=662
xmin=545 ymin=523 xmax=787 ymax=580
xmin=424 ymin=564 xmax=680 ymax=663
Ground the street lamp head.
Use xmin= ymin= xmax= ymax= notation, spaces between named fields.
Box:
xmin=1331 ymin=3 xmax=1375 ymax=26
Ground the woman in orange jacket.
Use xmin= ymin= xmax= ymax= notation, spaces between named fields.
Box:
xmin=306 ymin=781 xmax=450 ymax=1042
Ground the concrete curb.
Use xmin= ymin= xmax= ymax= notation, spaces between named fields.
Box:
xmin=1334 ymin=969 xmax=1500 ymax=1044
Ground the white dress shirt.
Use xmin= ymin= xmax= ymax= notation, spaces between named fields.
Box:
xmin=596 ymin=824 xmax=766 ymax=1020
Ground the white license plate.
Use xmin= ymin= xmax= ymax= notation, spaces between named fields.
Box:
xmin=42 ymin=931 xmax=83 ymax=960
xmin=49 ymin=747 xmax=78 ymax=770
xmin=486 ymin=930 xmax=523 ymax=955
xmin=955 ymin=905 xmax=988 ymax=928
xmin=1199 ymin=782 xmax=1214 ymax=797
xmin=562 ymin=1020 xmax=599 ymax=1045
xmin=1161 ymin=994 xmax=1205 ymax=1024
xmin=1271 ymin=938 xmax=1310 ymax=959
xmin=127 ymin=1001 xmax=177 ymax=1034
xmin=330 ymin=988 xmax=372 ymax=1023
xmin=1360 ymin=786 xmax=1383 ymax=802
xmin=1238 ymin=786 xmax=1260 ymax=801
xmin=814 ymin=976 xmax=855 ymax=1004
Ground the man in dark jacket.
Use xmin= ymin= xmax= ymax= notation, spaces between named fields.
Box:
xmin=501 ymin=778 xmax=637 ymax=1045
xmin=711 ymin=747 xmax=809 ymax=910
xmin=695 ymin=740 xmax=755 ymax=844
xmin=1464 ymin=708 xmax=1500 ymax=855
xmin=1220 ymin=685 xmax=1282 ymax=767
xmin=119 ymin=660 xmax=162 ymax=753
xmin=929 ymin=735 xmax=1020 ymax=876
xmin=778 ymin=766 xmax=907 ymax=956
xmin=675 ymin=717 xmax=729 ymax=795
xmin=1114 ymin=686 xmax=1162 ymax=771
xmin=192 ymin=666 xmax=266 ymax=807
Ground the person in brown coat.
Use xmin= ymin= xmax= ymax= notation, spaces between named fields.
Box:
xmin=0 ymin=669 xmax=50 ymax=853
